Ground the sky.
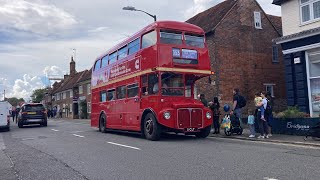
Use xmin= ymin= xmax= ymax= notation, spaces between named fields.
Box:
xmin=0 ymin=0 xmax=281 ymax=100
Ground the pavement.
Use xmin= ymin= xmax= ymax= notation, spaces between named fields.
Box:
xmin=210 ymin=127 xmax=320 ymax=147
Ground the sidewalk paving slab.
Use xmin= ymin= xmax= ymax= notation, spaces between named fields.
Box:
xmin=210 ymin=128 xmax=320 ymax=147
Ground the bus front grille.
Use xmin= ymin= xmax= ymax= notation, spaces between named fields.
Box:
xmin=177 ymin=108 xmax=203 ymax=129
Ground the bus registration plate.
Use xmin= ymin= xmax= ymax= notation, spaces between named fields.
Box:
xmin=185 ymin=128 xmax=197 ymax=132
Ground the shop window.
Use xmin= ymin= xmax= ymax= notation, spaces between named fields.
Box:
xmin=308 ymin=51 xmax=320 ymax=117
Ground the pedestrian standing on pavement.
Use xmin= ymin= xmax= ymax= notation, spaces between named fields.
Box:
xmin=255 ymin=92 xmax=269 ymax=139
xmin=15 ymin=108 xmax=19 ymax=123
xmin=199 ymin=94 xmax=208 ymax=107
xmin=59 ymin=108 xmax=63 ymax=118
xmin=209 ymin=97 xmax=220 ymax=134
xmin=11 ymin=109 xmax=16 ymax=122
xmin=247 ymin=109 xmax=255 ymax=138
xmin=230 ymin=88 xmax=245 ymax=121
xmin=262 ymin=91 xmax=273 ymax=137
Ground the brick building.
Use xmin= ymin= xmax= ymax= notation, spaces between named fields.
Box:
xmin=187 ymin=0 xmax=287 ymax=112
xmin=49 ymin=57 xmax=92 ymax=119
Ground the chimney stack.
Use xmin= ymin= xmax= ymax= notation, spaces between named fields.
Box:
xmin=70 ymin=56 xmax=76 ymax=76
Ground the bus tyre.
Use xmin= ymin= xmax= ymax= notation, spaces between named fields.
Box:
xmin=195 ymin=126 xmax=211 ymax=138
xmin=143 ymin=113 xmax=161 ymax=141
xmin=99 ymin=114 xmax=107 ymax=133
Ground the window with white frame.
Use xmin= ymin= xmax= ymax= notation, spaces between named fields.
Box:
xmin=300 ymin=0 xmax=320 ymax=23
xmin=87 ymin=84 xmax=91 ymax=95
xmin=70 ymin=90 xmax=73 ymax=98
xmin=63 ymin=92 xmax=66 ymax=99
xmin=254 ymin=11 xmax=262 ymax=29
xmin=264 ymin=84 xmax=275 ymax=97
xmin=79 ymin=85 xmax=83 ymax=94
xmin=87 ymin=102 xmax=91 ymax=113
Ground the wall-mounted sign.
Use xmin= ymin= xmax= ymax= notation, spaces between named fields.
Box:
xmin=294 ymin=57 xmax=301 ymax=64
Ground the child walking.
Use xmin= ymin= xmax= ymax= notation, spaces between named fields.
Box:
xmin=247 ymin=109 xmax=255 ymax=138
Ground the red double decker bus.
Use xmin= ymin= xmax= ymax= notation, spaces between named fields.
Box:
xmin=91 ymin=21 xmax=213 ymax=140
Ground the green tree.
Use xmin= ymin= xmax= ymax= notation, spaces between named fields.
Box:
xmin=31 ymin=88 xmax=46 ymax=103
xmin=7 ymin=97 xmax=25 ymax=106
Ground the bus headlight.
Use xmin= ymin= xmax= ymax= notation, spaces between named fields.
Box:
xmin=164 ymin=112 xmax=171 ymax=120
xmin=206 ymin=112 xmax=212 ymax=119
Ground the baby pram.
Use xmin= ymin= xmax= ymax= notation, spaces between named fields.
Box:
xmin=220 ymin=104 xmax=243 ymax=136
xmin=305 ymin=122 xmax=320 ymax=140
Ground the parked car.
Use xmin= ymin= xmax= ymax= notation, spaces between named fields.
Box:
xmin=0 ymin=101 xmax=11 ymax=131
xmin=18 ymin=103 xmax=47 ymax=128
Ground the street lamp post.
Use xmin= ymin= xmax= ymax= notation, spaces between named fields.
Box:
xmin=122 ymin=6 xmax=157 ymax=22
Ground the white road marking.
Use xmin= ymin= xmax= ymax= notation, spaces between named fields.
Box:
xmin=21 ymin=138 xmax=35 ymax=141
xmin=264 ymin=177 xmax=279 ymax=180
xmin=107 ymin=142 xmax=141 ymax=150
xmin=51 ymin=129 xmax=59 ymax=132
xmin=72 ymin=134 xmax=85 ymax=138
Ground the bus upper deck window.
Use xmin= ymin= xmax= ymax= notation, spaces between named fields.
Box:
xmin=128 ymin=38 xmax=140 ymax=55
xmin=94 ymin=60 xmax=101 ymax=71
xmin=185 ymin=34 xmax=205 ymax=48
xmin=142 ymin=30 xmax=157 ymax=49
xmin=160 ymin=30 xmax=182 ymax=45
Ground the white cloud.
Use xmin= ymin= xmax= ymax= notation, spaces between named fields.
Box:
xmin=0 ymin=0 xmax=77 ymax=36
xmin=5 ymin=74 xmax=44 ymax=99
xmin=43 ymin=66 xmax=64 ymax=77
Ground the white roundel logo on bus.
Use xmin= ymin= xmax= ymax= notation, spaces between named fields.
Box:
xmin=135 ymin=59 xmax=140 ymax=69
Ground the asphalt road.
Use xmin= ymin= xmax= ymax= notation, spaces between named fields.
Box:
xmin=1 ymin=118 xmax=320 ymax=180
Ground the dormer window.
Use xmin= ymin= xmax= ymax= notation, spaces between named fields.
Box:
xmin=300 ymin=0 xmax=320 ymax=23
xmin=254 ymin=11 xmax=262 ymax=29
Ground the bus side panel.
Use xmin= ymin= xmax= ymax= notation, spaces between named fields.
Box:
xmin=139 ymin=45 xmax=158 ymax=70
xmin=91 ymin=88 xmax=100 ymax=128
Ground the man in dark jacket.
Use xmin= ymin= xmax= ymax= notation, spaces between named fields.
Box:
xmin=200 ymin=94 xmax=208 ymax=107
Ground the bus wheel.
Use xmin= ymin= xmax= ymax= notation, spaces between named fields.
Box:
xmin=144 ymin=113 xmax=161 ymax=141
xmin=195 ymin=126 xmax=211 ymax=138
xmin=99 ymin=114 xmax=107 ymax=133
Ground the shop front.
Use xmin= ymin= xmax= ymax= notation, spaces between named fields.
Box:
xmin=307 ymin=50 xmax=320 ymax=117
xmin=276 ymin=28 xmax=320 ymax=117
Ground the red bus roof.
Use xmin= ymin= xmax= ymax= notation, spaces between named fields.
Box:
xmin=96 ymin=21 xmax=205 ymax=60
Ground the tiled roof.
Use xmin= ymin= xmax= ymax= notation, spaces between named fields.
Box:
xmin=274 ymin=27 xmax=320 ymax=43
xmin=267 ymin=14 xmax=283 ymax=36
xmin=78 ymin=69 xmax=92 ymax=83
xmin=187 ymin=0 xmax=282 ymax=36
xmin=186 ymin=0 xmax=237 ymax=33
xmin=51 ymin=70 xmax=87 ymax=94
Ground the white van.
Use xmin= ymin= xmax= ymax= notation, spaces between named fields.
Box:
xmin=0 ymin=101 xmax=10 ymax=131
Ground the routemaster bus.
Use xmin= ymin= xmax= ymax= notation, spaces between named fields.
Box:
xmin=91 ymin=21 xmax=213 ymax=140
